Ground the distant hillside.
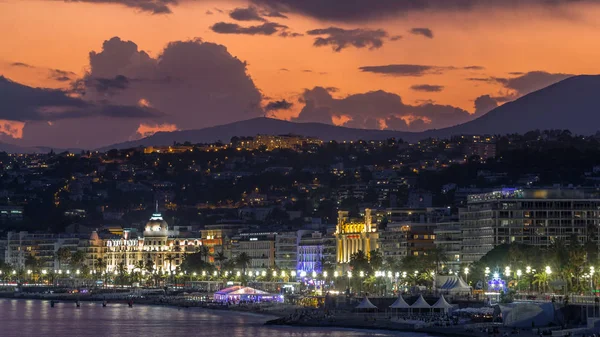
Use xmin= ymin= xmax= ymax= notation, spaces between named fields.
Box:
xmin=78 ymin=74 xmax=600 ymax=151
xmin=99 ymin=118 xmax=418 ymax=150
xmin=420 ymin=74 xmax=599 ymax=138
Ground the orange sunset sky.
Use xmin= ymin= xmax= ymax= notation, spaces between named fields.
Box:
xmin=1 ymin=0 xmax=600 ymax=148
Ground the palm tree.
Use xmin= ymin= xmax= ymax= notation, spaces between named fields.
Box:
xmin=55 ymin=247 xmax=72 ymax=270
xmin=116 ymin=262 xmax=127 ymax=287
xmin=134 ymin=260 xmax=145 ymax=284
xmin=214 ymin=251 xmax=228 ymax=270
xmin=533 ymin=271 xmax=550 ymax=293
xmin=199 ymin=246 xmax=210 ymax=263
xmin=236 ymin=253 xmax=252 ymax=275
xmin=71 ymin=250 xmax=87 ymax=269
xmin=428 ymin=247 xmax=448 ymax=274
xmin=96 ymin=258 xmax=107 ymax=287
xmin=166 ymin=255 xmax=175 ymax=283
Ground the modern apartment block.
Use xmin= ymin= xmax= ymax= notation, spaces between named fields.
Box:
xmin=457 ymin=188 xmax=600 ymax=264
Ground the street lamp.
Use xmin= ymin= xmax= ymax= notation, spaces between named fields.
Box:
xmin=545 ymin=266 xmax=552 ymax=275
xmin=464 ymin=267 xmax=469 ymax=283
xmin=359 ymin=271 xmax=365 ymax=295
xmin=590 ymin=267 xmax=595 ymax=292
xmin=504 ymin=266 xmax=511 ymax=278
xmin=347 ymin=271 xmax=352 ymax=294
xmin=517 ymin=270 xmax=522 ymax=292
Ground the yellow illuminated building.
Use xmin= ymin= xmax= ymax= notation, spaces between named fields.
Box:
xmin=335 ymin=209 xmax=379 ymax=264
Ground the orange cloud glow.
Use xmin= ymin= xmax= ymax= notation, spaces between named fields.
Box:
xmin=0 ymin=120 xmax=25 ymax=139
xmin=136 ymin=123 xmax=178 ymax=138
xmin=331 ymin=115 xmax=351 ymax=126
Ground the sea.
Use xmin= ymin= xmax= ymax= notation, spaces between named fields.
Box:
xmin=0 ymin=299 xmax=435 ymax=337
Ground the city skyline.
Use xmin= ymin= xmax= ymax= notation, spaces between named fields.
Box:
xmin=2 ymin=0 xmax=600 ymax=148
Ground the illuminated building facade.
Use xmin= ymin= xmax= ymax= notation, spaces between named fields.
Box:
xmin=460 ymin=188 xmax=600 ymax=264
xmin=335 ymin=209 xmax=379 ymax=264
xmin=103 ymin=213 xmax=206 ymax=273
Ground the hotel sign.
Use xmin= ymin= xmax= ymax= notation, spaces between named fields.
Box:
xmin=107 ymin=239 xmax=140 ymax=247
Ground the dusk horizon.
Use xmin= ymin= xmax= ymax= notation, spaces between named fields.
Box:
xmin=2 ymin=0 xmax=600 ymax=148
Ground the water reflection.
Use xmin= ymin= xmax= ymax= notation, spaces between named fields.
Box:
xmin=0 ymin=299 xmax=430 ymax=337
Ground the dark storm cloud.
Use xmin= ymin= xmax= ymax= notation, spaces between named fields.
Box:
xmin=211 ymin=22 xmax=288 ymax=35
xmin=466 ymin=71 xmax=573 ymax=96
xmin=359 ymin=64 xmax=453 ymax=77
xmin=205 ymin=10 xmax=213 ymax=15
xmin=18 ymin=36 xmax=264 ymax=149
xmin=82 ymin=36 xmax=263 ymax=137
xmin=229 ymin=6 xmax=266 ymax=21
xmin=390 ymin=35 xmax=402 ymax=41
xmin=11 ymin=62 xmax=33 ymax=68
xmin=278 ymin=30 xmax=303 ymax=37
xmin=494 ymin=71 xmax=573 ymax=96
xmin=410 ymin=27 xmax=434 ymax=38
xmin=410 ymin=84 xmax=444 ymax=92
xmin=265 ymin=99 xmax=293 ymax=111
xmin=292 ymin=86 xmax=474 ymax=131
xmin=306 ymin=27 xmax=390 ymax=52
xmin=464 ymin=66 xmax=485 ymax=70
xmin=263 ymin=10 xmax=288 ymax=18
xmin=63 ymin=0 xmax=175 ymax=14
xmin=91 ymin=75 xmax=130 ymax=93
xmin=250 ymin=0 xmax=595 ymax=22
xmin=473 ymin=94 xmax=498 ymax=115
xmin=0 ymin=75 xmax=161 ymax=121
xmin=49 ymin=69 xmax=76 ymax=82
xmin=52 ymin=0 xmax=599 ymax=19
xmin=466 ymin=77 xmax=491 ymax=82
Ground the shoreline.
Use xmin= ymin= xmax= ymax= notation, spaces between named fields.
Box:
xmin=0 ymin=292 xmax=288 ymax=319
xmin=267 ymin=320 xmax=497 ymax=337
xmin=0 ymin=293 xmax=493 ymax=336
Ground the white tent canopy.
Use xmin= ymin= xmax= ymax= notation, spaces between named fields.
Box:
xmin=389 ymin=296 xmax=411 ymax=309
xmin=436 ymin=275 xmax=472 ymax=294
xmin=410 ymin=295 xmax=431 ymax=309
xmin=431 ymin=295 xmax=453 ymax=311
xmin=355 ymin=297 xmax=378 ymax=310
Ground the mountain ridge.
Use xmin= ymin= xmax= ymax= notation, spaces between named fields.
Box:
xmin=3 ymin=74 xmax=599 ymax=153
xmin=101 ymin=74 xmax=600 ymax=150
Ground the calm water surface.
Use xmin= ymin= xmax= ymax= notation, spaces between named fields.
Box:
xmin=0 ymin=299 xmax=433 ymax=337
